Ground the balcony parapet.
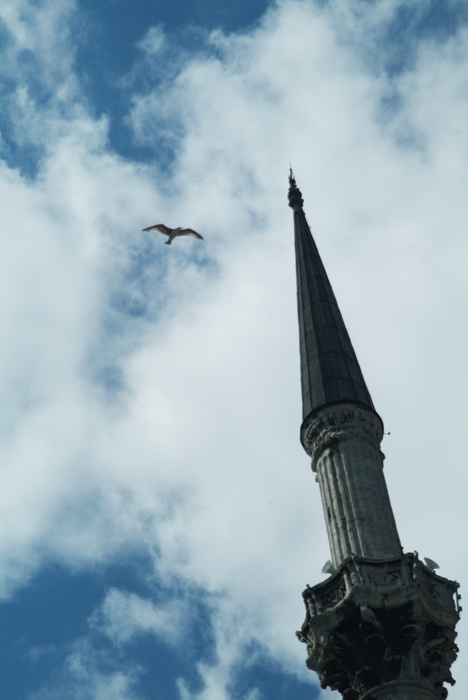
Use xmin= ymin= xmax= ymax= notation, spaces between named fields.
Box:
xmin=297 ymin=553 xmax=460 ymax=700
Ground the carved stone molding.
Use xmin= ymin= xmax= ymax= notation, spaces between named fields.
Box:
xmin=297 ymin=554 xmax=460 ymax=700
xmin=301 ymin=403 xmax=383 ymax=465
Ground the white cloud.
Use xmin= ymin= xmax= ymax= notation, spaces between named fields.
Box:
xmin=27 ymin=638 xmax=142 ymax=700
xmin=137 ymin=25 xmax=165 ymax=56
xmin=1 ymin=0 xmax=468 ymax=698
xmin=90 ymin=588 xmax=187 ymax=646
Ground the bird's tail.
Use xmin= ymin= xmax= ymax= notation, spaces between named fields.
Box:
xmin=165 ymin=241 xmax=171 ymax=245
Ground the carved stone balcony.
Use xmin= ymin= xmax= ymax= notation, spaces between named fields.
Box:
xmin=296 ymin=553 xmax=460 ymax=700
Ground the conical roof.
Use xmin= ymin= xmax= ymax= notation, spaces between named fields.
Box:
xmin=288 ymin=173 xmax=375 ymax=425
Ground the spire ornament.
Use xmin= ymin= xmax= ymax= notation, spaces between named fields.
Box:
xmin=288 ymin=169 xmax=304 ymax=211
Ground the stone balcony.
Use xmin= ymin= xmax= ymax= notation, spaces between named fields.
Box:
xmin=297 ymin=553 xmax=460 ymax=700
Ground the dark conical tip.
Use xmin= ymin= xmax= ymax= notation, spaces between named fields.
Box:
xmin=290 ymin=172 xmax=377 ymax=422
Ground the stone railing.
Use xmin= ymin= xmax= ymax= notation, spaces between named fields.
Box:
xmin=297 ymin=553 xmax=460 ymax=700
xmin=301 ymin=553 xmax=459 ymax=620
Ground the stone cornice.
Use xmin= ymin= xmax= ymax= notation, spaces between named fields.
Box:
xmin=300 ymin=403 xmax=384 ymax=466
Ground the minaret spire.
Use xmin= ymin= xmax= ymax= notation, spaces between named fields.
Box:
xmin=288 ymin=171 xmax=374 ymax=438
xmin=289 ymin=171 xmax=400 ymax=565
xmin=289 ymin=173 xmax=460 ymax=700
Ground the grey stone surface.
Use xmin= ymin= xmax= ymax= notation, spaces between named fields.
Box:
xmin=296 ymin=554 xmax=459 ymax=699
xmin=305 ymin=403 xmax=401 ymax=566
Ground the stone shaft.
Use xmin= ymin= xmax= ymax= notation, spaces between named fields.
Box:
xmin=303 ymin=404 xmax=401 ymax=566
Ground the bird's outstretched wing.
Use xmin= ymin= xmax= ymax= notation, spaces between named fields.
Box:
xmin=142 ymin=224 xmax=172 ymax=235
xmin=180 ymin=228 xmax=204 ymax=240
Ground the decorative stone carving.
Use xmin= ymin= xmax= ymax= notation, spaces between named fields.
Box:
xmin=301 ymin=404 xmax=383 ymax=464
xmin=368 ymin=570 xmax=402 ymax=587
xmin=297 ymin=554 xmax=459 ymax=700
xmin=322 ymin=580 xmax=347 ymax=609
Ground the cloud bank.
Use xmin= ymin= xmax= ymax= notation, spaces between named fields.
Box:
xmin=1 ymin=0 xmax=468 ymax=698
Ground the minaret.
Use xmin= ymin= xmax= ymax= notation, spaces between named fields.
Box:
xmin=289 ymin=172 xmax=460 ymax=700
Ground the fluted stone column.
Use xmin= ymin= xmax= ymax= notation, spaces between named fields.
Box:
xmin=302 ymin=404 xmax=401 ymax=567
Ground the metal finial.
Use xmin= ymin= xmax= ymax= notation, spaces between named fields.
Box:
xmin=288 ymin=167 xmax=303 ymax=211
xmin=289 ymin=164 xmax=296 ymax=185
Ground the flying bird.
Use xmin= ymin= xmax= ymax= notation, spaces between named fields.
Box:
xmin=142 ymin=223 xmax=204 ymax=245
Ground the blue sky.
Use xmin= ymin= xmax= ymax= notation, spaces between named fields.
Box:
xmin=1 ymin=1 xmax=468 ymax=699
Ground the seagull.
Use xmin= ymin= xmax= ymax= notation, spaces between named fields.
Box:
xmin=142 ymin=223 xmax=204 ymax=245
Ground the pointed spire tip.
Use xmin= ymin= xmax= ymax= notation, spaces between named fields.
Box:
xmin=288 ymin=167 xmax=303 ymax=212
xmin=290 ymin=179 xmax=376 ymax=422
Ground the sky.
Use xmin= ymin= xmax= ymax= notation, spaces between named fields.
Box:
xmin=1 ymin=1 xmax=468 ymax=699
